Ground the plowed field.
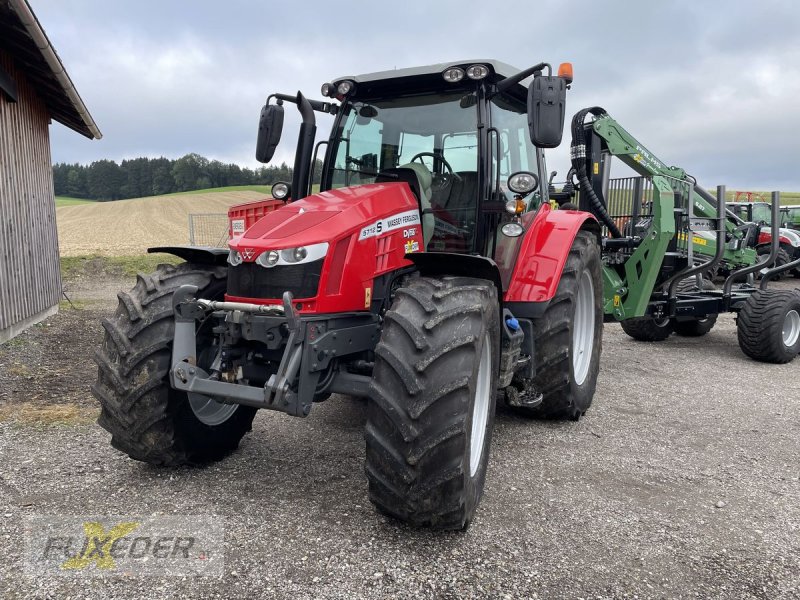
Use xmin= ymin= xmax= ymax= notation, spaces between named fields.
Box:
xmin=56 ymin=190 xmax=267 ymax=256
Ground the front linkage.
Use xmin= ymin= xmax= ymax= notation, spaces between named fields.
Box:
xmin=170 ymin=285 xmax=380 ymax=418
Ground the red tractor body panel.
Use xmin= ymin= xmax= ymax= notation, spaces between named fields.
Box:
xmin=228 ymin=198 xmax=284 ymax=237
xmin=227 ymin=183 xmax=424 ymax=313
xmin=502 ymin=204 xmax=598 ymax=303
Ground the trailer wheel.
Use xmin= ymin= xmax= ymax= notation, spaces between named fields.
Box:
xmin=365 ymin=276 xmax=499 ymax=529
xmin=672 ymin=278 xmax=718 ymax=337
xmin=92 ymin=263 xmax=257 ymax=465
xmin=521 ymin=230 xmax=603 ymax=420
xmin=756 ymin=246 xmax=792 ymax=280
xmin=620 ymin=316 xmax=673 ymax=341
xmin=737 ymin=289 xmax=800 ymax=364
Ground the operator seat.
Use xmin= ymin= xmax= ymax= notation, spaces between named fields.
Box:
xmin=375 ymin=163 xmax=435 ymax=247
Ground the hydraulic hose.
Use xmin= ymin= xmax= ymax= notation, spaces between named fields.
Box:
xmin=570 ymin=107 xmax=622 ymax=238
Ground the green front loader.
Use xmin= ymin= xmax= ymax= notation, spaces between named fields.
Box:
xmin=558 ymin=107 xmax=800 ymax=362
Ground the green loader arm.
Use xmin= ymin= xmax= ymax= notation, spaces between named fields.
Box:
xmin=588 ymin=115 xmax=756 ymax=319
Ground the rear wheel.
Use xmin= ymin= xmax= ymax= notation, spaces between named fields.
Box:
xmin=521 ymin=230 xmax=603 ymax=420
xmin=92 ymin=263 xmax=257 ymax=465
xmin=672 ymin=277 xmax=718 ymax=337
xmin=737 ymin=289 xmax=800 ymax=363
xmin=757 ymin=246 xmax=792 ymax=280
xmin=365 ymin=276 xmax=499 ymax=529
xmin=621 ymin=315 xmax=673 ymax=341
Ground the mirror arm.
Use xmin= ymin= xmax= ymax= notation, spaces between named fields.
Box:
xmin=495 ymin=62 xmax=551 ymax=94
xmin=268 ymin=92 xmax=338 ymax=114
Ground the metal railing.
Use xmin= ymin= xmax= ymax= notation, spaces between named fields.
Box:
xmin=188 ymin=213 xmax=229 ymax=247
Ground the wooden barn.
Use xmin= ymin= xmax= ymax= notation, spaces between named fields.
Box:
xmin=0 ymin=0 xmax=100 ymax=343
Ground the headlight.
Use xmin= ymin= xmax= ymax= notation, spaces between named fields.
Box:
xmin=321 ymin=82 xmax=334 ymax=97
xmin=501 ymin=222 xmax=525 ymax=237
xmin=507 ymin=171 xmax=539 ymax=195
xmin=256 ymin=250 xmax=280 ymax=267
xmin=255 ymin=242 xmax=329 ymax=268
xmin=227 ymin=249 xmax=243 ymax=266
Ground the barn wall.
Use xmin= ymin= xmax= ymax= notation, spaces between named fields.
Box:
xmin=0 ymin=47 xmax=61 ymax=343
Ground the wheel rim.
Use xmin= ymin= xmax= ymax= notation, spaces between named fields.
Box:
xmin=572 ymin=270 xmax=596 ymax=386
xmin=189 ymin=393 xmax=239 ymax=426
xmin=187 ymin=333 xmax=239 ymax=427
xmin=469 ymin=335 xmax=492 ymax=477
xmin=783 ymin=309 xmax=800 ymax=347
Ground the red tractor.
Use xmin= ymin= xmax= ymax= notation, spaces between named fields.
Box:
xmin=94 ymin=60 xmax=602 ymax=529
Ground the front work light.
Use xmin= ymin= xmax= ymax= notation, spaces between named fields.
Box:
xmin=337 ymin=80 xmax=355 ymax=95
xmin=507 ymin=171 xmax=539 ymax=195
xmin=466 ymin=64 xmax=489 ymax=80
xmin=321 ymin=82 xmax=334 ymax=97
xmin=272 ymin=182 xmax=291 ymax=200
xmin=442 ymin=67 xmax=465 ymax=83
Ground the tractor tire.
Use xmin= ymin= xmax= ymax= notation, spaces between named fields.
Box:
xmin=756 ymin=246 xmax=792 ymax=280
xmin=365 ymin=275 xmax=499 ymax=529
xmin=672 ymin=277 xmax=718 ymax=337
xmin=620 ymin=316 xmax=673 ymax=341
xmin=92 ymin=262 xmax=257 ymax=465
xmin=521 ymin=230 xmax=603 ymax=420
xmin=737 ymin=289 xmax=800 ymax=364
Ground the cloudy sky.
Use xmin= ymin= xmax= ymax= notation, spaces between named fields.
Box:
xmin=34 ymin=0 xmax=800 ymax=190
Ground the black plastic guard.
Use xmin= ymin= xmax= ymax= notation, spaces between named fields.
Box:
xmin=148 ymin=246 xmax=229 ymax=266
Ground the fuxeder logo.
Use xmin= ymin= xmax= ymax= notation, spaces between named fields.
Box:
xmin=25 ymin=515 xmax=223 ymax=577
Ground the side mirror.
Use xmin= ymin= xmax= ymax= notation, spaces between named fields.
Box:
xmin=527 ymin=75 xmax=567 ymax=149
xmin=255 ymin=104 xmax=284 ymax=163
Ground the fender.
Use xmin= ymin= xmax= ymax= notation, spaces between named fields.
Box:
xmin=757 ymin=227 xmax=800 ymax=249
xmin=504 ymin=204 xmax=600 ymax=304
xmin=148 ymin=246 xmax=229 ymax=266
xmin=405 ymin=252 xmax=503 ymax=303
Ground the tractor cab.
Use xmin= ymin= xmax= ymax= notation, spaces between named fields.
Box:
xmin=318 ymin=62 xmax=547 ymax=256
xmin=254 ymin=61 xmax=570 ymax=272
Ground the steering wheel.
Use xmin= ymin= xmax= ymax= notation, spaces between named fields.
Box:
xmin=409 ymin=152 xmax=462 ymax=182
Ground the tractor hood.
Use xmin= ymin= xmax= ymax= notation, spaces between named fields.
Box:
xmin=230 ymin=183 xmax=420 ymax=254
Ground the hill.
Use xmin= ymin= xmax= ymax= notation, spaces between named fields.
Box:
xmin=56 ymin=190 xmax=268 ymax=256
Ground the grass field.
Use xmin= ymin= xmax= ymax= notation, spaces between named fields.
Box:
xmin=60 ymin=254 xmax=182 ymax=278
xmin=55 ymin=197 xmax=95 ymax=207
xmin=164 ymin=184 xmax=273 ymax=196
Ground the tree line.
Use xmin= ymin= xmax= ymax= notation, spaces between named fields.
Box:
xmin=52 ymin=153 xmax=321 ymax=201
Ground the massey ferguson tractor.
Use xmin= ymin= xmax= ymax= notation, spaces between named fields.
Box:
xmin=94 ymin=59 xmax=800 ymax=530
xmin=94 ymin=60 xmax=601 ymax=529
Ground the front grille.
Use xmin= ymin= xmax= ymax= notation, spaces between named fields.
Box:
xmin=227 ymin=260 xmax=323 ymax=299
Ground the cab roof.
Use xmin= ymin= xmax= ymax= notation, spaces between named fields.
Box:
xmin=333 ymin=59 xmax=529 ymax=99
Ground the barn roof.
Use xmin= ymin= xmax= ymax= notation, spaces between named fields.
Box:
xmin=0 ymin=0 xmax=100 ymax=139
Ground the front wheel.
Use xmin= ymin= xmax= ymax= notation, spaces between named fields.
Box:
xmin=521 ymin=230 xmax=603 ymax=420
xmin=365 ymin=276 xmax=499 ymax=529
xmin=92 ymin=263 xmax=257 ymax=465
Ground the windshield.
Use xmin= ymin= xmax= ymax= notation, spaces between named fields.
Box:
xmin=751 ymin=203 xmax=772 ymax=224
xmin=327 ymin=92 xmax=480 ymax=252
xmin=784 ymin=206 xmax=800 ymax=227
xmin=489 ymin=95 xmax=541 ymax=205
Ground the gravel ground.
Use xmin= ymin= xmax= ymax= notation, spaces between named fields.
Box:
xmin=0 ymin=275 xmax=798 ymax=599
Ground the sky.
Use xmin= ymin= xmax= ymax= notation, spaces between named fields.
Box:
xmin=32 ymin=0 xmax=800 ymax=190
